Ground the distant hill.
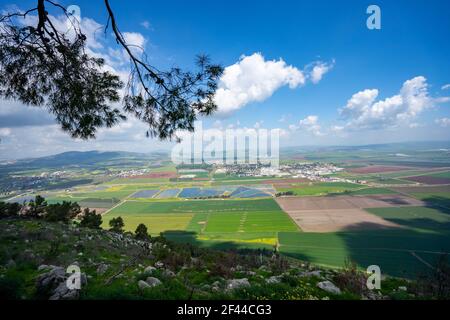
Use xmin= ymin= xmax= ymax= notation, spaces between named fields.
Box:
xmin=22 ymin=151 xmax=146 ymax=167
xmin=281 ymin=140 xmax=450 ymax=153
xmin=0 ymin=150 xmax=170 ymax=172
xmin=2 ymin=140 xmax=449 ymax=170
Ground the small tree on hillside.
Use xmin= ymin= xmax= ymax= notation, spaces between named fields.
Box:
xmin=79 ymin=208 xmax=102 ymax=229
xmin=44 ymin=201 xmax=81 ymax=223
xmin=109 ymin=216 xmax=124 ymax=233
xmin=135 ymin=223 xmax=150 ymax=241
xmin=27 ymin=195 xmax=48 ymax=218
xmin=0 ymin=202 xmax=21 ymax=218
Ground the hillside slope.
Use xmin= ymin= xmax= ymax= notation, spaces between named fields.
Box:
xmin=0 ymin=218 xmax=438 ymax=300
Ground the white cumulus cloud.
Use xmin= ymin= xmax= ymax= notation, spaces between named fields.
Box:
xmin=309 ymin=60 xmax=334 ymax=84
xmin=339 ymin=76 xmax=436 ymax=130
xmin=214 ymin=53 xmax=305 ymax=115
xmin=289 ymin=115 xmax=324 ymax=136
xmin=123 ymin=32 xmax=146 ymax=50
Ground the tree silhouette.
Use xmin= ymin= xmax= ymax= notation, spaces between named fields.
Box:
xmin=0 ymin=0 xmax=223 ymax=140
xmin=134 ymin=223 xmax=150 ymax=241
xmin=80 ymin=208 xmax=103 ymax=229
xmin=109 ymin=216 xmax=124 ymax=233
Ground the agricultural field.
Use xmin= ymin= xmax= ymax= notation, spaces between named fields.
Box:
xmin=213 ymin=173 xmax=273 ymax=182
xmin=403 ymin=175 xmax=450 ymax=185
xmin=428 ymin=171 xmax=450 ymax=179
xmin=348 ymin=165 xmax=413 ymax=174
xmin=103 ymin=198 xmax=298 ymax=245
xmin=3 ymin=143 xmax=450 ymax=279
xmin=390 ymin=185 xmax=450 ymax=208
xmin=279 ymin=231 xmax=449 ymax=278
xmin=129 ymin=190 xmax=160 ymax=198
xmin=279 ymin=205 xmax=450 ymax=277
xmin=107 ymin=198 xmax=282 ymax=215
xmin=276 ymin=195 xmax=424 ymax=232
xmin=107 ymin=177 xmax=172 ymax=184
xmin=346 ymin=187 xmax=398 ymax=195
xmin=102 ymin=213 xmax=194 ymax=235
xmin=275 ymin=182 xmax=363 ymax=196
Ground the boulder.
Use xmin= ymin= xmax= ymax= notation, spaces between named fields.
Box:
xmin=96 ymin=263 xmax=109 ymax=275
xmin=38 ymin=265 xmax=50 ymax=271
xmin=36 ymin=266 xmax=86 ymax=300
xmin=37 ymin=266 xmax=66 ymax=291
xmin=266 ymin=276 xmax=282 ymax=284
xmin=144 ymin=266 xmax=156 ymax=274
xmin=226 ymin=278 xmax=250 ymax=291
xmin=163 ymin=269 xmax=175 ymax=278
xmin=317 ymin=281 xmax=341 ymax=295
xmin=138 ymin=280 xmax=151 ymax=290
xmin=211 ymin=286 xmax=220 ymax=292
xmin=300 ymin=270 xmax=322 ymax=278
xmin=145 ymin=277 xmax=162 ymax=287
xmin=258 ymin=265 xmax=270 ymax=272
xmin=49 ymin=282 xmax=79 ymax=300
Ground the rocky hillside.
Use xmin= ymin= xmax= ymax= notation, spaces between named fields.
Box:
xmin=0 ymin=218 xmax=441 ymax=300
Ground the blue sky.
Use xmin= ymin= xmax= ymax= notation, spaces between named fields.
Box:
xmin=0 ymin=0 xmax=449 ymax=158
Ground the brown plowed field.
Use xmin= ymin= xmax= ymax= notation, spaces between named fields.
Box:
xmin=286 ymin=209 xmax=401 ymax=232
xmin=276 ymin=195 xmax=424 ymax=211
xmin=130 ymin=172 xmax=177 ymax=179
xmin=265 ymin=178 xmax=310 ymax=184
xmin=276 ymin=195 xmax=423 ymax=232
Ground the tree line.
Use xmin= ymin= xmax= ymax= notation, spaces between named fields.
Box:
xmin=0 ymin=196 xmax=150 ymax=241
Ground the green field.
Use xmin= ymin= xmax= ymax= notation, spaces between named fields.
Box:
xmin=102 ymin=214 xmax=193 ymax=235
xmin=408 ymin=193 xmax=450 ymax=208
xmin=332 ymin=171 xmax=416 ymax=184
xmin=45 ymin=188 xmax=135 ymax=207
xmin=276 ymin=182 xmax=362 ymax=196
xmin=204 ymin=211 xmax=298 ymax=233
xmin=47 ymin=197 xmax=119 ymax=208
xmin=367 ymin=206 xmax=450 ymax=232
xmin=103 ymin=198 xmax=298 ymax=245
xmin=346 ymin=187 xmax=398 ymax=195
xmin=279 ymin=231 xmax=444 ymax=277
xmin=107 ymin=177 xmax=170 ymax=184
xmin=107 ymin=198 xmax=281 ymax=215
xmin=428 ymin=171 xmax=450 ymax=179
xmin=279 ymin=205 xmax=450 ymax=277
xmin=65 ymin=189 xmax=135 ymax=200
xmin=213 ymin=173 xmax=272 ymax=181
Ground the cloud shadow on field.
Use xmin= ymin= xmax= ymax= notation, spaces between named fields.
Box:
xmin=280 ymin=197 xmax=450 ymax=278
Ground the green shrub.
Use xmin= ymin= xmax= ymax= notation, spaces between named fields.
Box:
xmin=44 ymin=201 xmax=81 ymax=223
xmin=134 ymin=223 xmax=150 ymax=241
xmin=80 ymin=208 xmax=102 ymax=229
xmin=109 ymin=216 xmax=124 ymax=233
xmin=0 ymin=202 xmax=21 ymax=218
